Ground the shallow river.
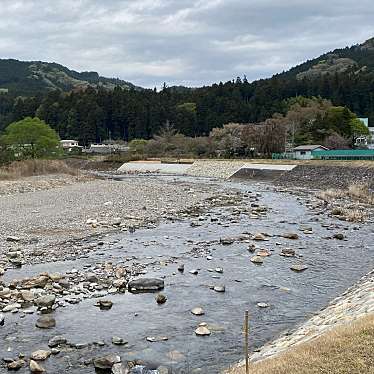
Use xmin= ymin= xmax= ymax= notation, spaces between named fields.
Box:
xmin=1 ymin=176 xmax=373 ymax=373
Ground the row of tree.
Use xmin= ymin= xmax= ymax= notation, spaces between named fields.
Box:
xmin=0 ymin=66 xmax=374 ymax=146
xmin=0 ymin=96 xmax=369 ymax=165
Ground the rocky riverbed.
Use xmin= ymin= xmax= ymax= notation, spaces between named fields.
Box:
xmin=0 ymin=173 xmax=373 ymax=373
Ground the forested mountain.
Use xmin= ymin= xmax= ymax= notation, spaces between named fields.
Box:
xmin=1 ymin=37 xmax=374 ymax=144
xmin=0 ymin=59 xmax=139 ymax=95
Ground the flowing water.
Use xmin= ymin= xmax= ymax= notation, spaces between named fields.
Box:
xmin=1 ymin=176 xmax=373 ymax=373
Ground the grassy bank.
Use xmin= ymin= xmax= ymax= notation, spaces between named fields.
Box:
xmin=0 ymin=159 xmax=78 ymax=180
xmin=228 ymin=314 xmax=374 ymax=374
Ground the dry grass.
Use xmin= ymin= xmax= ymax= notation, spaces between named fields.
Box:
xmin=228 ymin=314 xmax=374 ymax=374
xmin=0 ymin=159 xmax=78 ymax=180
xmin=318 ymin=183 xmax=374 ymax=205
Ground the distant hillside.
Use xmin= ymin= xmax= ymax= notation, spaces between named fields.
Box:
xmin=0 ymin=59 xmax=140 ymax=95
xmin=282 ymin=37 xmax=374 ymax=80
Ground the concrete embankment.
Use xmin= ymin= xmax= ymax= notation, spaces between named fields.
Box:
xmin=118 ymin=160 xmax=296 ymax=180
xmin=229 ymin=270 xmax=374 ymax=371
xmin=276 ymin=164 xmax=374 ymax=189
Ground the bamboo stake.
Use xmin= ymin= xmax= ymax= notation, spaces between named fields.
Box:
xmin=244 ymin=310 xmax=249 ymax=374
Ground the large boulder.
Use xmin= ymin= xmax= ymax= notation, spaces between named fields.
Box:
xmin=128 ymin=278 xmax=164 ymax=293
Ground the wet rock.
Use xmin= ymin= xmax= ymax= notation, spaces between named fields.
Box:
xmin=250 ymin=256 xmax=264 ymax=265
xmin=0 ymin=267 xmax=5 ymax=276
xmin=220 ymin=237 xmax=235 ymax=245
xmin=96 ymin=299 xmax=113 ymax=310
xmin=29 ymin=359 xmax=45 ymax=373
xmin=20 ymin=290 xmax=35 ymax=302
xmin=93 ymin=354 xmax=121 ymax=369
xmin=280 ymin=248 xmax=296 ymax=257
xmin=48 ymin=335 xmax=67 ymax=348
xmin=112 ymin=336 xmax=127 ymax=346
xmin=6 ymin=236 xmax=21 ymax=242
xmin=333 ymin=233 xmax=345 ymax=240
xmin=155 ymin=293 xmax=167 ymax=304
xmin=0 ymin=313 xmax=4 ymax=326
xmin=191 ymin=307 xmax=205 ymax=316
xmin=290 ymin=264 xmax=308 ymax=272
xmin=282 ymin=233 xmax=299 ymax=240
xmin=175 ymin=263 xmax=185 ymax=273
xmin=35 ymin=294 xmax=56 ymax=309
xmin=247 ymin=244 xmax=256 ymax=253
xmin=7 ymin=359 xmax=25 ymax=370
xmin=213 ymin=285 xmax=225 ymax=293
xmin=35 ymin=315 xmax=56 ymax=329
xmin=252 ymin=233 xmax=267 ymax=241
xmin=195 ymin=324 xmax=211 ymax=336
xmin=112 ymin=362 xmax=129 ymax=374
xmin=3 ymin=303 xmax=21 ymax=313
xmin=31 ymin=350 xmax=51 ymax=361
xmin=257 ymin=250 xmax=271 ymax=257
xmin=128 ymin=278 xmax=164 ymax=293
xmin=8 ymin=258 xmax=23 ymax=267
xmin=146 ymin=336 xmax=168 ymax=342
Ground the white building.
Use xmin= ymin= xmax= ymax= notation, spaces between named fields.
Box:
xmin=293 ymin=145 xmax=329 ymax=160
xmin=60 ymin=140 xmax=81 ymax=152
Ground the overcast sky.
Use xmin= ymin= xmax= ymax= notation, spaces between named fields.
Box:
xmin=1 ymin=0 xmax=374 ymax=88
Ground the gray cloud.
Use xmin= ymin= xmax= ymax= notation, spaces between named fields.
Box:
xmin=1 ymin=0 xmax=374 ymax=88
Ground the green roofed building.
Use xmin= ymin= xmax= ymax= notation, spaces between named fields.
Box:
xmin=312 ymin=149 xmax=374 ymax=160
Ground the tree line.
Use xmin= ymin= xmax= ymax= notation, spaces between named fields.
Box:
xmin=0 ymin=66 xmax=373 ymax=147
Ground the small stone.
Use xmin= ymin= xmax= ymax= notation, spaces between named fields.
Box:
xmin=112 ymin=336 xmax=127 ymax=345
xmin=333 ymin=233 xmax=345 ymax=240
xmin=213 ymin=285 xmax=225 ymax=293
xmin=189 ymin=269 xmax=199 ymax=275
xmin=96 ymin=299 xmax=113 ymax=310
xmin=195 ymin=325 xmax=211 ymax=336
xmin=253 ymin=233 xmax=267 ymax=241
xmin=257 ymin=302 xmax=270 ymax=308
xmin=128 ymin=278 xmax=164 ymax=292
xmin=155 ymin=293 xmax=167 ymax=304
xmin=6 ymin=236 xmax=21 ymax=242
xmin=35 ymin=294 xmax=56 ymax=308
xmin=2 ymin=303 xmax=21 ymax=312
xmin=280 ymin=248 xmax=296 ymax=257
xmin=257 ymin=250 xmax=271 ymax=257
xmin=191 ymin=307 xmax=205 ymax=316
xmin=146 ymin=336 xmax=168 ymax=342
xmin=93 ymin=354 xmax=121 ymax=369
xmin=30 ymin=359 xmax=45 ymax=373
xmin=36 ymin=315 xmax=56 ymax=329
xmin=215 ymin=267 xmax=223 ymax=273
xmin=48 ymin=336 xmax=67 ymax=348
xmin=7 ymin=359 xmax=25 ymax=370
xmin=177 ymin=264 xmax=184 ymax=272
xmin=112 ymin=363 xmax=129 ymax=374
xmin=31 ymin=350 xmax=51 ymax=361
xmin=290 ymin=264 xmax=308 ymax=272
xmin=282 ymin=233 xmax=299 ymax=240
xmin=0 ymin=313 xmax=4 ymax=326
xmin=250 ymin=256 xmax=263 ymax=264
